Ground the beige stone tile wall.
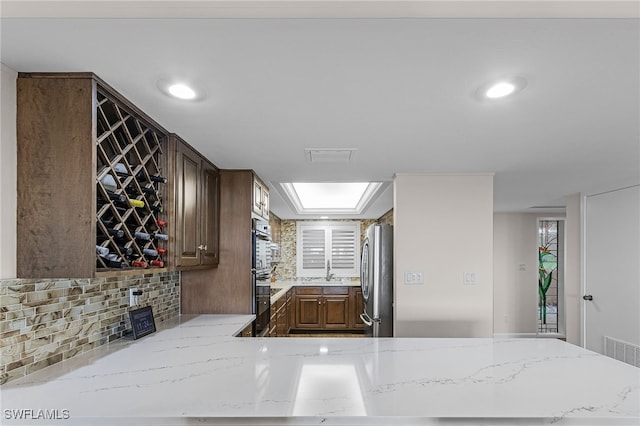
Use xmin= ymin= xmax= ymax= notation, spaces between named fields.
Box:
xmin=0 ymin=271 xmax=180 ymax=385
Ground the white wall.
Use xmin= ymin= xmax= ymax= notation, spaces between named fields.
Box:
xmin=0 ymin=64 xmax=17 ymax=279
xmin=564 ymin=193 xmax=582 ymax=345
xmin=493 ymin=212 xmax=539 ymax=335
xmin=394 ymin=173 xmax=494 ymax=337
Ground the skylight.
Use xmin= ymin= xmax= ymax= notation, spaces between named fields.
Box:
xmin=280 ymin=182 xmax=383 ymax=215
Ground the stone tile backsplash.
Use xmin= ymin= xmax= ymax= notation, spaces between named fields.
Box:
xmin=0 ymin=271 xmax=180 ymax=385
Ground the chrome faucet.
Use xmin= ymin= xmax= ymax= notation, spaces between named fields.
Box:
xmin=326 ymin=260 xmax=334 ymax=282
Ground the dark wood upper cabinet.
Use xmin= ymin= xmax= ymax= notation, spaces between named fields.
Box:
xmin=16 ymin=73 xmax=221 ymax=278
xmin=16 ymin=73 xmax=169 ymax=278
xmin=170 ymin=134 xmax=220 ymax=269
xmin=180 ymin=169 xmax=261 ymax=314
xmin=201 ymin=163 xmax=221 ymax=266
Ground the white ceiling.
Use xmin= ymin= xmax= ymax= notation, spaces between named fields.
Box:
xmin=1 ymin=1 xmax=639 ymax=219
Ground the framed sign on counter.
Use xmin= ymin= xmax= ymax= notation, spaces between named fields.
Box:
xmin=129 ymin=306 xmax=156 ymax=339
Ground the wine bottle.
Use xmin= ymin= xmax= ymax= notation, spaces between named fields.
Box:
xmin=149 ymin=259 xmax=164 ymax=267
xmin=149 ymin=175 xmax=167 ymax=184
xmin=154 ymin=233 xmax=169 ymax=241
xmin=131 ymin=259 xmax=148 ymax=268
xmin=135 ymin=231 xmax=151 ymax=241
xmin=129 ymin=198 xmax=145 ymax=208
xmin=113 ymin=162 xmax=129 ymax=177
xmin=97 ymin=194 xmax=127 ymax=214
xmin=105 ymin=190 xmax=127 ymax=203
xmin=100 ymin=174 xmax=117 ymax=192
xmin=156 ymin=219 xmax=167 ymax=228
xmin=96 ymin=245 xmax=110 ymax=256
xmin=105 ymin=259 xmax=127 ymax=268
xmin=137 ymin=172 xmax=167 ymax=184
xmin=125 ymin=184 xmax=140 ymax=196
xmin=118 ymin=245 xmax=133 ymax=256
xmin=99 ymin=253 xmax=127 ymax=269
xmin=140 ymin=186 xmax=157 ymax=195
xmin=156 ymin=247 xmax=167 ymax=255
xmin=101 ymin=222 xmax=124 ymax=239
xmin=143 ymin=248 xmax=158 ymax=257
xmin=150 ymin=204 xmax=163 ymax=214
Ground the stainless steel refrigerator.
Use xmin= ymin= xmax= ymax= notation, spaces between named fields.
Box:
xmin=360 ymin=223 xmax=393 ymax=337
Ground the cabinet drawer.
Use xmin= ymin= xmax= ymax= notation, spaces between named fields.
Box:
xmin=323 ymin=286 xmax=349 ymax=295
xmin=296 ymin=286 xmax=322 ymax=295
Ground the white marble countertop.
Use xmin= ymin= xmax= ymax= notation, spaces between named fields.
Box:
xmin=1 ymin=314 xmax=639 ymax=425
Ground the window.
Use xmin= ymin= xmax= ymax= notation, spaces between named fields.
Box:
xmin=296 ymin=221 xmax=361 ymax=278
xmin=537 ymin=218 xmax=565 ymax=335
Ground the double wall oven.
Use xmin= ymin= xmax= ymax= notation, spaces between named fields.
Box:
xmin=252 ymin=218 xmax=272 ymax=336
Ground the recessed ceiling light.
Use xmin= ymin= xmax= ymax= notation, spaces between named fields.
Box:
xmin=478 ymin=76 xmax=527 ymax=100
xmin=168 ymin=83 xmax=196 ymax=100
xmin=156 ymin=78 xmax=204 ymax=101
xmin=485 ymin=82 xmax=516 ymax=98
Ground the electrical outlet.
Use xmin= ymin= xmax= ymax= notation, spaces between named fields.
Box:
xmin=129 ymin=288 xmax=142 ymax=307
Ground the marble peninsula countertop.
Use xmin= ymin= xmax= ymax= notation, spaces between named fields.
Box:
xmin=1 ymin=314 xmax=639 ymax=426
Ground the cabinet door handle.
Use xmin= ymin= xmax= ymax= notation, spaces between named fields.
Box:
xmin=198 ymin=244 xmax=207 ymax=251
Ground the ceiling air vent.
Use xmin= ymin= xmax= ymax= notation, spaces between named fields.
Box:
xmin=304 ymin=148 xmax=356 ymax=163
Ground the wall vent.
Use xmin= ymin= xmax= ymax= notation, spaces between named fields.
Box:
xmin=604 ymin=336 xmax=640 ymax=368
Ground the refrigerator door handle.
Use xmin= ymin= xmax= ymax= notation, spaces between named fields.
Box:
xmin=360 ymin=312 xmax=376 ymax=326
xmin=360 ymin=238 xmax=370 ymax=300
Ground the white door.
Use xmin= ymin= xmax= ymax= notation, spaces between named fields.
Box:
xmin=584 ymin=186 xmax=640 ymax=354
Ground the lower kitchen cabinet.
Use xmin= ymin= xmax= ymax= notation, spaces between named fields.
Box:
xmin=349 ymin=286 xmax=365 ymax=330
xmin=268 ymin=286 xmax=364 ymax=335
xmin=293 ymin=286 xmax=353 ymax=331
xmin=269 ymin=288 xmax=293 ymax=337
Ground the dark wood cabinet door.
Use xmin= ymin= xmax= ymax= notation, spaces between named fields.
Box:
xmin=295 ymin=295 xmax=322 ymax=329
xmin=175 ymin=143 xmax=201 ymax=268
xmin=173 ymin=137 xmax=220 ymax=270
xmin=201 ymin=163 xmax=220 ymax=266
xmin=350 ymin=287 xmax=365 ymax=330
xmin=323 ymin=295 xmax=349 ymax=329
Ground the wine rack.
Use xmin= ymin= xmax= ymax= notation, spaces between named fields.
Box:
xmin=95 ymin=88 xmax=168 ymax=271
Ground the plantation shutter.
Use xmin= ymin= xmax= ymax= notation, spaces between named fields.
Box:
xmin=296 ymin=221 xmax=361 ymax=277
xmin=330 ymin=227 xmax=358 ymax=272
xmin=301 ymin=228 xmax=326 ymax=271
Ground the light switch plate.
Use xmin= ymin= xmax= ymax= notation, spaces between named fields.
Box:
xmin=404 ymin=271 xmax=424 ymax=285
xmin=463 ymin=272 xmax=477 ymax=285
